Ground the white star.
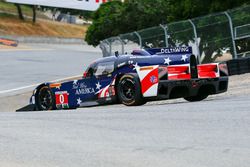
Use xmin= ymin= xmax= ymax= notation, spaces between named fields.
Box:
xmin=181 ymin=55 xmax=188 ymax=62
xmin=96 ymin=82 xmax=102 ymax=90
xmin=133 ymin=63 xmax=140 ymax=70
xmin=77 ymin=98 xmax=82 ymax=105
xmin=164 ymin=57 xmax=172 ymax=65
xmin=73 ymin=80 xmax=78 ymax=85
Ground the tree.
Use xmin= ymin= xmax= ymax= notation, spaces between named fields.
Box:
xmin=32 ymin=5 xmax=37 ymax=23
xmin=85 ymin=1 xmax=124 ymax=46
xmin=15 ymin=3 xmax=24 ymax=20
xmin=86 ymin=0 xmax=250 ymax=61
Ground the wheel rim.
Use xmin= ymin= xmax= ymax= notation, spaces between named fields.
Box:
xmin=120 ymin=78 xmax=135 ymax=101
xmin=38 ymin=87 xmax=53 ymax=110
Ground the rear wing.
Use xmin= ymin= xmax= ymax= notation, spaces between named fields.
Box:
xmin=146 ymin=47 xmax=192 ymax=55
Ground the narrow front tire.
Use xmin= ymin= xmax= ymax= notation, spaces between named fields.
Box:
xmin=36 ymin=86 xmax=55 ymax=111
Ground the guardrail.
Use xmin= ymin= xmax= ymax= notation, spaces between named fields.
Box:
xmin=100 ymin=5 xmax=250 ymax=67
xmin=227 ymin=57 xmax=250 ymax=75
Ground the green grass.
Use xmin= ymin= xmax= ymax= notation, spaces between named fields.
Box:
xmin=0 ymin=1 xmax=48 ymax=19
xmin=0 ymin=12 xmax=16 ymax=18
xmin=0 ymin=1 xmax=34 ymax=16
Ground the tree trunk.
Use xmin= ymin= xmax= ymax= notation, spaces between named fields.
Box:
xmin=15 ymin=3 xmax=24 ymax=20
xmin=32 ymin=5 xmax=37 ymax=23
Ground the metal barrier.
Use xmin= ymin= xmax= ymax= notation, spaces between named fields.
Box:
xmin=100 ymin=5 xmax=250 ymax=64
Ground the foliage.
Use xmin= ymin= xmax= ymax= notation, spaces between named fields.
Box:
xmin=85 ymin=1 xmax=124 ymax=46
xmin=86 ymin=0 xmax=250 ymax=48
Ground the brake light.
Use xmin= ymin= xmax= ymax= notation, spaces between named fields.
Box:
xmin=167 ymin=65 xmax=191 ymax=80
xmin=198 ymin=64 xmax=217 ymax=72
xmin=198 ymin=64 xmax=219 ymax=78
xmin=168 ymin=65 xmax=189 ymax=73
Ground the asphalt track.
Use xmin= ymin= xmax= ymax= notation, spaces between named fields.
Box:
xmin=0 ymin=44 xmax=101 ymax=94
xmin=0 ymin=44 xmax=250 ymax=167
xmin=0 ymin=44 xmax=101 ymax=110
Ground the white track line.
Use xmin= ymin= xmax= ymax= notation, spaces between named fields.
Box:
xmin=0 ymin=48 xmax=54 ymax=52
xmin=0 ymin=75 xmax=81 ymax=95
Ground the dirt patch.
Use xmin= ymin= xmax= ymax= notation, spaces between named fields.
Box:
xmin=0 ymin=17 xmax=88 ymax=38
xmin=0 ymin=92 xmax=32 ymax=112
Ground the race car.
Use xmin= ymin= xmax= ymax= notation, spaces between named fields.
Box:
xmin=18 ymin=47 xmax=229 ymax=111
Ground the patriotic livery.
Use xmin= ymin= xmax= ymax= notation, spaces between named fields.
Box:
xmin=18 ymin=47 xmax=228 ymax=111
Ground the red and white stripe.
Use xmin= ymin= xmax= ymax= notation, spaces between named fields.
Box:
xmin=98 ymin=85 xmax=110 ymax=98
xmin=136 ymin=65 xmax=159 ymax=97
xmin=97 ymin=78 xmax=116 ymax=98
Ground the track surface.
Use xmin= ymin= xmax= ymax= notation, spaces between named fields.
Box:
xmin=0 ymin=44 xmax=101 ymax=110
xmin=0 ymin=44 xmax=250 ymax=167
xmin=0 ymin=95 xmax=250 ymax=167
xmin=0 ymin=44 xmax=101 ymax=94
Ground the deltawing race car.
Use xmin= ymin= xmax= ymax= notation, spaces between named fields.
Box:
xmin=17 ymin=47 xmax=228 ymax=111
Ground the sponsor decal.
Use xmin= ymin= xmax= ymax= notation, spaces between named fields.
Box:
xmin=160 ymin=47 xmax=190 ymax=54
xmin=55 ymin=91 xmax=69 ymax=109
xmin=117 ymin=62 xmax=126 ymax=68
xmin=150 ymin=75 xmax=158 ymax=84
xmin=140 ymin=66 xmax=154 ymax=71
xmin=50 ymin=83 xmax=61 ymax=89
xmin=75 ymin=88 xmax=95 ymax=95
xmin=130 ymin=56 xmax=148 ymax=59
xmin=72 ymin=80 xmax=95 ymax=95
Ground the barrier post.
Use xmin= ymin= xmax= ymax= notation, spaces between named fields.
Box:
xmin=224 ymin=12 xmax=238 ymax=59
xmin=134 ymin=31 xmax=142 ymax=48
xmin=160 ymin=24 xmax=169 ymax=47
xmin=188 ymin=19 xmax=201 ymax=64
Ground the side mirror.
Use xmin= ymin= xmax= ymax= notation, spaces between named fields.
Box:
xmin=83 ymin=72 xmax=88 ymax=78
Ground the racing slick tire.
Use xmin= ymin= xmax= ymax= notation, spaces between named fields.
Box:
xmin=36 ymin=86 xmax=55 ymax=111
xmin=184 ymin=94 xmax=208 ymax=102
xmin=117 ymin=74 xmax=146 ymax=106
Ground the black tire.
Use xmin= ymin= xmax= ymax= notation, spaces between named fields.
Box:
xmin=184 ymin=94 xmax=208 ymax=102
xmin=36 ymin=86 xmax=55 ymax=111
xmin=117 ymin=74 xmax=146 ymax=106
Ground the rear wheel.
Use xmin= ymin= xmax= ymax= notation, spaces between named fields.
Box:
xmin=117 ymin=74 xmax=145 ymax=106
xmin=184 ymin=94 xmax=208 ymax=102
xmin=36 ymin=86 xmax=55 ymax=111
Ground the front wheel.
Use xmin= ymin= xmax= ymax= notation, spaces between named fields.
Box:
xmin=36 ymin=86 xmax=55 ymax=111
xmin=184 ymin=94 xmax=208 ymax=102
xmin=117 ymin=74 xmax=146 ymax=106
